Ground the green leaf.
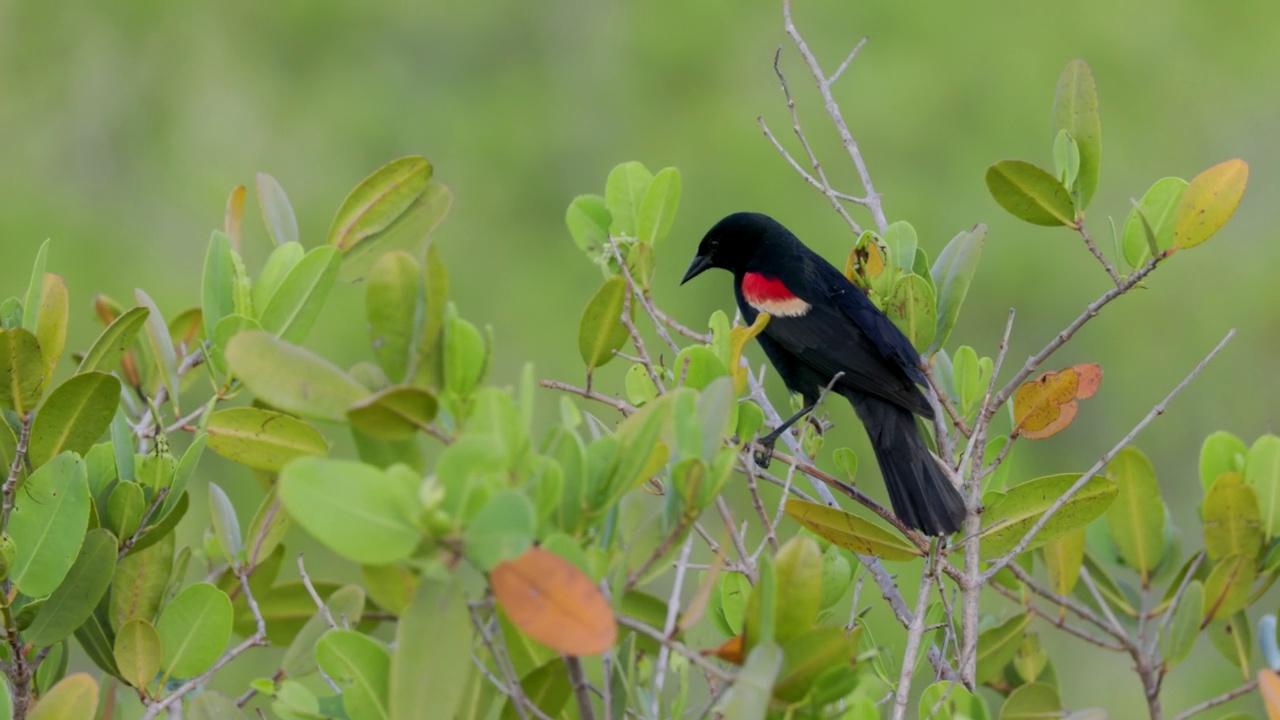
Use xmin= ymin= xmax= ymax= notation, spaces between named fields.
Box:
xmin=207 ymin=407 xmax=329 ymax=472
xmin=624 ymin=363 xmax=659 ymax=406
xmin=252 ymin=242 xmax=305 ymax=318
xmin=281 ymin=584 xmax=367 ymax=678
xmin=366 ymin=251 xmax=422 ymax=383
xmin=772 ymin=625 xmax=859 ymax=704
xmin=316 ymin=630 xmax=392 ymax=720
xmin=27 ymin=673 xmax=98 ymax=720
xmin=1207 ymin=611 xmax=1251 ymax=675
xmin=134 ymin=289 xmax=180 ymax=411
xmin=35 ymin=273 xmax=68 ymax=380
xmin=929 ymin=224 xmax=986 ymax=352
xmin=188 ymin=692 xmax=246 ymax=720
xmin=1162 ymin=580 xmax=1202 ymax=669
xmin=998 ymin=682 xmax=1061 ymax=720
xmin=346 ymin=386 xmax=439 ymax=441
xmin=328 ymin=156 xmax=433 ymax=251
xmin=920 ymin=681 xmax=991 ymax=720
xmin=636 ymin=167 xmax=681 ymax=245
xmin=25 ymin=529 xmax=117 ymax=647
xmin=884 ymin=273 xmax=936 ymax=352
xmin=202 ymin=231 xmax=237 ymax=345
xmin=1052 ymin=129 xmax=1081 ymax=191
xmin=463 ymin=489 xmax=536 ymax=571
xmin=110 ymin=529 xmax=174 ymax=630
xmin=159 ymin=433 xmax=205 ymax=521
xmin=672 ymin=345 xmax=729 ymax=391
xmin=773 ymin=537 xmax=823 ymax=643
xmin=256 ymin=172 xmax=300 ymax=246
xmin=1202 ymin=554 xmax=1254 ymax=624
xmin=716 ymin=641 xmax=782 ymax=720
xmin=244 ymin=491 xmax=289 ymax=569
xmin=114 ymin=619 xmax=162 ymax=691
xmin=1204 ymin=472 xmax=1263 ymax=562
xmin=1201 ymin=431 xmax=1249 ymax=493
xmin=976 ymin=613 xmax=1031 ymax=685
xmin=784 ymin=499 xmax=923 ymax=561
xmin=226 ymin=330 xmax=368 ymax=422
xmin=978 ymin=473 xmax=1117 ymax=561
xmin=9 ymin=452 xmax=90 ymax=597
xmin=1043 ymin=527 xmax=1085 ymax=598
xmin=391 ymin=577 xmax=472 ymax=720
xmin=443 ymin=312 xmax=488 ymax=399
xmin=259 ymin=246 xmax=341 ymax=344
xmin=500 ymin=661 xmax=572 ymax=720
xmin=208 ymin=482 xmax=243 ymax=565
xmin=77 ymin=307 xmax=149 ymax=375
xmin=21 ymin=239 xmax=49 ymax=332
xmin=339 ymin=181 xmax=454 ymax=284
xmin=1051 ymin=59 xmax=1102 ymax=210
xmin=882 ymin=221 xmax=918 ymax=276
xmin=1105 ymin=447 xmax=1165 ymax=584
xmin=157 ymin=583 xmax=234 ymax=679
xmin=985 ymin=160 xmax=1077 ymax=227
xmin=1121 ymin=178 xmax=1187 ymax=269
xmin=1246 ymin=435 xmax=1280 ymax=538
xmin=1173 ymin=159 xmax=1249 ymax=249
xmin=565 ymin=194 xmax=612 ymax=257
xmin=27 ymin=372 xmax=121 ymax=469
xmin=279 ymin=457 xmax=420 ymax=565
xmin=577 ymin=277 xmax=629 ymax=371
xmin=0 ymin=327 xmax=46 ymax=413
xmin=605 ymin=161 xmax=654 ymax=238
xmin=107 ymin=482 xmax=145 ymax=541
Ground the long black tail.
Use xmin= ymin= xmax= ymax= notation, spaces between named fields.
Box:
xmin=846 ymin=392 xmax=965 ymax=536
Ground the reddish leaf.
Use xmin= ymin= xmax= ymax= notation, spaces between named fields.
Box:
xmin=703 ymin=635 xmax=745 ymax=665
xmin=491 ymin=546 xmax=616 ymax=656
xmin=1013 ymin=363 xmax=1103 ymax=439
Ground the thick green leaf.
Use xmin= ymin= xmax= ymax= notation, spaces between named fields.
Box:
xmin=328 ymin=156 xmax=433 ymax=251
xmin=1201 ymin=431 xmax=1249 ymax=493
xmin=1204 ymin=472 xmax=1263 ymax=562
xmin=784 ymin=499 xmax=923 ymax=561
xmin=226 ymin=330 xmax=368 ymax=422
xmin=35 ymin=273 xmax=68 ymax=380
xmin=77 ymin=307 xmax=149 ymax=375
xmin=999 ymin=682 xmax=1061 ymax=720
xmin=1173 ymin=159 xmax=1249 ymax=249
xmin=1121 ymin=177 xmax=1187 ymax=269
xmin=366 ymin=251 xmax=422 ymax=383
xmin=259 ymin=246 xmax=341 ymax=344
xmin=391 ymin=577 xmax=472 ymax=720
xmin=443 ymin=312 xmax=487 ymax=399
xmin=22 ymin=239 xmax=49 ymax=332
xmin=882 ymin=221 xmax=918 ymax=276
xmin=110 ymin=530 xmax=175 ymax=630
xmin=208 ymin=482 xmax=243 ymax=565
xmin=985 ymin=160 xmax=1076 ymax=227
xmin=281 ymin=584 xmax=367 ymax=678
xmin=188 ymin=691 xmax=246 ymax=720
xmin=976 ymin=613 xmax=1031 ymax=685
xmin=773 ymin=536 xmax=824 ymax=644
xmin=1051 ymin=59 xmax=1102 ymax=209
xmin=1202 ymin=554 xmax=1254 ymax=624
xmin=27 ymin=372 xmax=121 ymax=468
xmin=107 ymin=481 xmax=145 ymax=540
xmin=929 ymin=224 xmax=986 ymax=352
xmin=346 ymin=386 xmax=439 ymax=441
xmin=114 ymin=619 xmax=162 ymax=691
xmin=159 ymin=433 xmax=205 ymax=522
xmin=0 ymin=327 xmax=46 ymax=413
xmin=919 ymin=681 xmax=991 ymax=720
xmin=716 ymin=641 xmax=782 ymax=720
xmin=671 ymin=345 xmax=729 ymax=391
xmin=1162 ymin=580 xmax=1202 ymax=669
xmin=772 ymin=625 xmax=859 ymax=704
xmin=1246 ymin=435 xmax=1280 ymax=538
xmin=636 ymin=167 xmax=681 ymax=245
xmin=157 ymin=583 xmax=234 ymax=679
xmin=207 ymin=407 xmax=328 ymax=472
xmin=577 ymin=277 xmax=629 ymax=370
xmin=604 ymin=161 xmax=654 ymax=238
xmin=279 ymin=457 xmax=420 ymax=565
xmin=1105 ymin=447 xmax=1165 ymax=584
xmin=27 ymin=673 xmax=98 ymax=720
xmin=316 ymin=630 xmax=392 ymax=720
xmin=463 ymin=489 xmax=535 ymax=570
xmin=256 ymin=172 xmax=300 ymax=246
xmin=244 ymin=491 xmax=290 ymax=568
xmin=202 ymin=231 xmax=237 ymax=345
xmin=9 ymin=452 xmax=90 ymax=596
xmin=1207 ymin=611 xmax=1251 ymax=675
xmin=1043 ymin=527 xmax=1085 ymax=598
xmin=26 ymin=529 xmax=118 ymax=647
xmin=884 ymin=273 xmax=936 ymax=352
xmin=340 ymin=180 xmax=454 ymax=283
xmin=978 ymin=473 xmax=1117 ymax=561
xmin=565 ymin=194 xmax=612 ymax=257
xmin=134 ymin=289 xmax=180 ymax=411
xmin=252 ymin=242 xmax=305 ymax=317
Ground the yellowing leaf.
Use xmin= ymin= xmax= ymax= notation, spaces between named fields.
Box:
xmin=224 ymin=184 xmax=247 ymax=251
xmin=783 ymin=499 xmax=923 ymax=561
xmin=1259 ymin=668 xmax=1280 ymax=720
xmin=704 ymin=635 xmax=745 ymax=665
xmin=1013 ymin=363 xmax=1103 ymax=439
xmin=1173 ymin=159 xmax=1248 ymax=249
xmin=490 ymin=546 xmax=616 ymax=656
xmin=729 ymin=313 xmax=769 ymax=393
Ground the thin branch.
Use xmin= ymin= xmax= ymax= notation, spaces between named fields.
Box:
xmin=743 ymin=456 xmax=779 ymax=555
xmin=891 ymin=551 xmax=939 ymax=720
xmin=828 ymin=37 xmax=868 ymax=86
xmin=564 ymin=656 xmax=596 ymax=720
xmin=1005 ymin=563 xmax=1130 ymax=646
xmin=923 ymin=365 xmax=971 ymax=440
xmin=616 ymin=616 xmax=734 ymax=683
xmin=117 ymin=487 xmax=170 ymax=559
xmin=1152 ymin=551 xmax=1206 ymax=659
xmin=1 ymin=412 xmax=32 ymax=531
xmin=1167 ymin=679 xmax=1258 ymax=720
xmin=983 ymin=330 xmax=1234 ymax=581
xmin=1078 ymin=221 xmax=1123 ymax=287
xmin=647 ymin=300 xmax=712 ymax=344
xmin=862 ymin=556 xmax=959 ymax=682
xmin=298 ymin=553 xmax=338 ymax=628
xmin=613 ymin=240 xmax=681 ymax=355
xmin=540 ymin=379 xmax=635 ymax=416
xmin=653 ymin=534 xmax=696 ymax=716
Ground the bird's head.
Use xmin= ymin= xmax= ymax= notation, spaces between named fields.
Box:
xmin=680 ymin=212 xmax=782 ymax=284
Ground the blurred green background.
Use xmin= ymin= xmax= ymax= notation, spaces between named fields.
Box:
xmin=1 ymin=0 xmax=1275 ymax=716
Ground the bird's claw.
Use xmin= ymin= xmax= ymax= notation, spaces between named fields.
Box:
xmin=753 ymin=441 xmax=776 ymax=469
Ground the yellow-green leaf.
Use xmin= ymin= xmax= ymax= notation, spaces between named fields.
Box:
xmin=1173 ymin=159 xmax=1248 ymax=249
xmin=1105 ymin=447 xmax=1165 ymax=584
xmin=226 ymin=331 xmax=368 ymax=422
xmin=1051 ymin=59 xmax=1102 ymax=210
xmin=977 ymin=473 xmax=1117 ymax=561
xmin=35 ymin=273 xmax=68 ymax=381
xmin=346 ymin=386 xmax=439 ymax=441
xmin=0 ymin=327 xmax=46 ymax=413
xmin=328 ymin=156 xmax=433 ymax=251
xmin=114 ymin=619 xmax=163 ymax=691
xmin=27 ymin=372 xmax=121 ymax=469
xmin=1202 ymin=554 xmax=1254 ymax=625
xmin=784 ymin=499 xmax=923 ymax=561
xmin=1204 ymin=472 xmax=1263 ymax=562
xmin=577 ymin=277 xmax=629 ymax=371
xmin=28 ymin=673 xmax=98 ymax=720
xmin=77 ymin=307 xmax=150 ymax=375
xmin=207 ymin=407 xmax=329 ymax=472
xmin=985 ymin=160 xmax=1077 ymax=227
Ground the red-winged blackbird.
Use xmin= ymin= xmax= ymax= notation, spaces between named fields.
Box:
xmin=681 ymin=212 xmax=965 ymax=536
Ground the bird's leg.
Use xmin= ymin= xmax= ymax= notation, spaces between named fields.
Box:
xmin=754 ymin=403 xmax=816 ymax=468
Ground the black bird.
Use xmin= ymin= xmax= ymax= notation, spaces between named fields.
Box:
xmin=681 ymin=212 xmax=965 ymax=536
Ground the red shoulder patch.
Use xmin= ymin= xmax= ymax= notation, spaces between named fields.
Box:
xmin=742 ymin=273 xmax=798 ymax=302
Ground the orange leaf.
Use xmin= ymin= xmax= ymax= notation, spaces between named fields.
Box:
xmin=1013 ymin=363 xmax=1103 ymax=440
xmin=845 ymin=240 xmax=885 ymax=286
xmin=1260 ymin=668 xmax=1280 ymax=720
xmin=491 ymin=546 xmax=617 ymax=656
xmin=703 ymin=635 xmax=745 ymax=665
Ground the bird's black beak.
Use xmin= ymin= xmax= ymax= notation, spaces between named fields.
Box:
xmin=681 ymin=254 xmax=713 ymax=285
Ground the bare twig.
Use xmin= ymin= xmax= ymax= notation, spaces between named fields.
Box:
xmin=540 ymin=379 xmax=635 ymax=416
xmin=982 ymin=330 xmax=1234 ymax=582
xmin=1167 ymin=679 xmax=1259 ymax=720
xmin=297 ymin=553 xmax=338 ymax=628
xmin=1078 ymin=221 xmax=1123 ymax=287
xmin=1152 ymin=552 xmax=1206 ymax=658
xmin=828 ymin=37 xmax=868 ymax=86
xmin=1 ymin=412 xmax=32 ymax=531
xmin=891 ymin=550 xmax=939 ymax=720
xmin=117 ymin=487 xmax=170 ymax=559
xmin=653 ymin=534 xmax=696 ymax=716
xmin=862 ymin=556 xmax=959 ymax=683
xmin=648 ymin=301 xmax=712 ymax=344
xmin=617 ymin=616 xmax=734 ymax=683
xmin=1005 ymin=563 xmax=1129 ymax=646
xmin=564 ymin=656 xmax=596 ymax=720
